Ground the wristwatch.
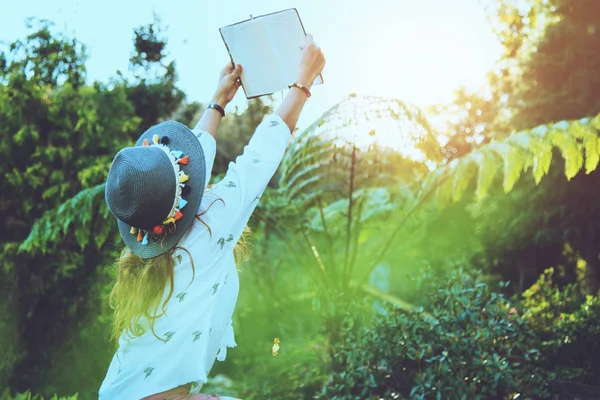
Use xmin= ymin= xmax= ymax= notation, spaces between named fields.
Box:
xmin=207 ymin=103 xmax=225 ymax=117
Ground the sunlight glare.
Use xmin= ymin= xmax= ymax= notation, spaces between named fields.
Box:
xmin=354 ymin=15 xmax=494 ymax=106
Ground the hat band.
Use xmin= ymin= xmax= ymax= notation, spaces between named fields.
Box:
xmin=152 ymin=141 xmax=183 ymax=221
xmin=131 ymin=134 xmax=191 ymax=246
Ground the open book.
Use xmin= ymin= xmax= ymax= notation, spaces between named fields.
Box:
xmin=219 ymin=8 xmax=324 ymax=99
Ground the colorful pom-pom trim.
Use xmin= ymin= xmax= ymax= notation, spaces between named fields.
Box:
xmin=163 ymin=217 xmax=175 ymax=225
xmin=129 ymin=135 xmax=192 ymax=244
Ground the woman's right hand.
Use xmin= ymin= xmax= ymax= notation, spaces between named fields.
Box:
xmin=297 ymin=33 xmax=325 ymax=90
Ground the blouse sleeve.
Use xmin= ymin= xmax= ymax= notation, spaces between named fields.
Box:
xmin=191 ymin=128 xmax=217 ymax=188
xmin=205 ymin=114 xmax=291 ymax=243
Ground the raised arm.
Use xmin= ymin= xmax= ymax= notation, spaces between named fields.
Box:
xmin=191 ymin=63 xmax=244 ymax=188
xmin=203 ymin=34 xmax=326 ymax=245
xmin=275 ymin=34 xmax=326 ymax=132
xmin=194 ymin=62 xmax=243 ymax=140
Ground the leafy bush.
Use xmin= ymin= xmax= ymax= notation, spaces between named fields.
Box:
xmin=322 ymin=270 xmax=550 ymax=400
xmin=0 ymin=389 xmax=78 ymax=400
xmin=522 ymin=268 xmax=600 ymax=384
xmin=233 ymin=339 xmax=329 ymax=400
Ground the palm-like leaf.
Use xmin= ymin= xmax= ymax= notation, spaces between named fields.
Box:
xmin=254 ymin=95 xmax=436 ymax=313
xmin=267 ymin=94 xmax=434 ymax=216
xmin=419 ymin=114 xmax=600 ymax=205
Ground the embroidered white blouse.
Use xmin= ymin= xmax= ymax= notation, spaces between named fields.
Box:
xmin=98 ymin=114 xmax=291 ymax=400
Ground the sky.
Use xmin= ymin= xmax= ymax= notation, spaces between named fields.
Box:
xmin=0 ymin=0 xmax=503 ymax=132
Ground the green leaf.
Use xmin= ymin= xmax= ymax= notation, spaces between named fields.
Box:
xmin=451 ymin=157 xmax=475 ymax=202
xmin=490 ymin=142 xmax=524 ymax=192
xmin=532 ymin=138 xmax=553 ymax=184
xmin=410 ymin=386 xmax=419 ymax=397
xmin=434 ymin=168 xmax=454 ymax=208
xmin=584 ymin=132 xmax=600 ymax=174
xmin=19 ymin=184 xmax=109 ymax=254
xmin=358 ymin=188 xmax=397 ymax=222
xmin=471 ymin=150 xmax=497 ymax=201
xmin=549 ymin=128 xmax=583 ymax=180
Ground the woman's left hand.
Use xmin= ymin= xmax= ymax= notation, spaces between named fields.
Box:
xmin=212 ymin=62 xmax=243 ymax=108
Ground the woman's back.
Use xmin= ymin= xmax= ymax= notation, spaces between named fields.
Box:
xmin=99 ymin=114 xmax=291 ymax=399
xmin=99 ymin=33 xmax=325 ymax=399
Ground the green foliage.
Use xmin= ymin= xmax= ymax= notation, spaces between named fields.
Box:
xmin=420 ymin=114 xmax=600 ymax=205
xmin=322 ymin=270 xmax=551 ymax=400
xmin=254 ymin=94 xmax=434 ymax=324
xmin=6 ymin=1 xmax=600 ymax=397
xmin=433 ymin=0 xmax=600 ymax=294
xmin=0 ymin=389 xmax=78 ymax=400
xmin=3 ymin=18 xmax=275 ymax=397
xmin=2 ymin=19 xmax=86 ymax=88
xmin=18 ymin=184 xmax=110 ymax=254
xmin=0 ymin=17 xmax=191 ymax=395
xmin=277 ymin=94 xmax=434 ymax=204
xmin=496 ymin=0 xmax=600 ymax=130
xmin=234 ymin=340 xmax=329 ymax=400
xmin=522 ymin=268 xmax=600 ymax=384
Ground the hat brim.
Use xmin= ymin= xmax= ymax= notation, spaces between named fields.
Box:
xmin=117 ymin=121 xmax=206 ymax=259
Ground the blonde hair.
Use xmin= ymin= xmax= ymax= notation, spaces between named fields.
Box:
xmin=108 ymin=210 xmax=251 ymax=347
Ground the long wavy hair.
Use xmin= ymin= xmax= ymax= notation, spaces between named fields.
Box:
xmin=108 ymin=203 xmax=252 ymax=348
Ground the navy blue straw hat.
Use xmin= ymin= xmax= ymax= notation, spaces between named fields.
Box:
xmin=105 ymin=121 xmax=206 ymax=259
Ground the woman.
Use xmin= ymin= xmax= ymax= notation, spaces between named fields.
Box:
xmin=98 ymin=34 xmax=325 ymax=399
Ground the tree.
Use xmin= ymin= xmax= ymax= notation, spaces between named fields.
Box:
xmin=0 ymin=18 xmax=192 ymax=396
xmin=3 ymin=17 xmax=275 ymax=397
xmin=246 ymin=94 xmax=440 ymax=360
xmin=427 ymin=0 xmax=600 ymax=294
xmin=482 ymin=0 xmax=600 ymax=293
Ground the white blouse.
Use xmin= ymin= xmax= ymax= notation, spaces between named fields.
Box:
xmin=99 ymin=114 xmax=291 ymax=400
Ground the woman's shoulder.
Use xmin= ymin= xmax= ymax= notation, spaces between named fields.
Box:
xmin=174 ymin=193 xmax=231 ymax=261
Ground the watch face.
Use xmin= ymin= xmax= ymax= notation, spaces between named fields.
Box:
xmin=208 ymin=104 xmax=225 ymax=116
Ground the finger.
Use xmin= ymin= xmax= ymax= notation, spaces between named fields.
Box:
xmin=220 ymin=61 xmax=234 ymax=77
xmin=229 ymin=63 xmax=243 ymax=80
xmin=304 ymin=33 xmax=314 ymax=45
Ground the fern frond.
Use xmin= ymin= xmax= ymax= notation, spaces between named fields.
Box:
xmin=451 ymin=157 xmax=475 ymax=202
xmin=421 ymin=113 xmax=600 ymax=205
xmin=549 ymin=122 xmax=583 ymax=180
xmin=471 ymin=150 xmax=498 ymax=201
xmin=276 ymin=94 xmax=433 ymax=212
xmin=19 ymin=183 xmax=110 ymax=254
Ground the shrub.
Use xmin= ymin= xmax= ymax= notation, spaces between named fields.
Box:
xmin=0 ymin=389 xmax=78 ymax=400
xmin=233 ymin=338 xmax=329 ymax=400
xmin=522 ymin=268 xmax=600 ymax=384
xmin=321 ymin=270 xmax=550 ymax=400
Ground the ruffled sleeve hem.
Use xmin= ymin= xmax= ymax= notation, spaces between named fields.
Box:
xmin=216 ymin=321 xmax=237 ymax=362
